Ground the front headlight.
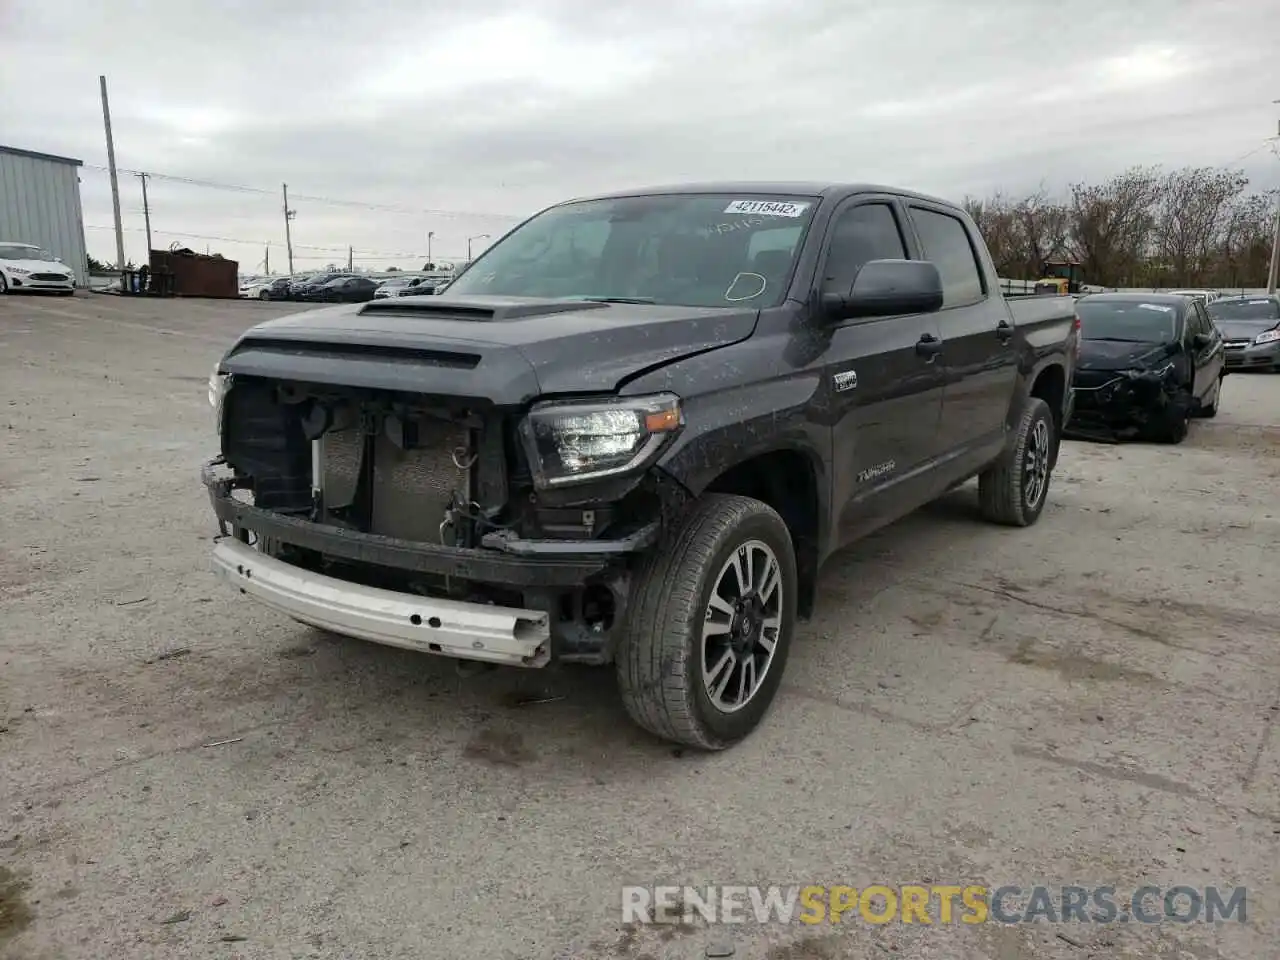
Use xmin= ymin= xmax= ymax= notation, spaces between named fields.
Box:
xmin=1254 ymin=329 xmax=1280 ymax=345
xmin=518 ymin=393 xmax=683 ymax=489
xmin=1123 ymin=362 xmax=1175 ymax=381
xmin=9 ymin=267 xmax=30 ymax=276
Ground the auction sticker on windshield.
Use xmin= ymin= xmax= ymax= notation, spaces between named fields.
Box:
xmin=724 ymin=200 xmax=810 ymax=217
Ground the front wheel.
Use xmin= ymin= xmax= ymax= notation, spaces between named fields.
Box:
xmin=1196 ymin=378 xmax=1220 ymax=418
xmin=616 ymin=494 xmax=798 ymax=750
xmin=978 ymin=397 xmax=1055 ymax=527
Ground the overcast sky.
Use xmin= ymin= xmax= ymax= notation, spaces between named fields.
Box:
xmin=3 ymin=0 xmax=1278 ymax=272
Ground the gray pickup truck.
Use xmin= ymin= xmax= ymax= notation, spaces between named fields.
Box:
xmin=204 ymin=182 xmax=1079 ymax=750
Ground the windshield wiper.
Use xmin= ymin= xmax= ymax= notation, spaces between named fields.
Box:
xmin=577 ymin=296 xmax=657 ymax=304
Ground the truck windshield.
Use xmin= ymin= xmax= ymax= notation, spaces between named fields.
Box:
xmin=445 ymin=193 xmax=819 ymax=308
xmin=1076 ymin=300 xmax=1179 ymax=342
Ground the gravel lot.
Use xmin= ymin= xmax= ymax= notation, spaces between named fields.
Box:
xmin=1 ymin=293 xmax=1278 ymax=960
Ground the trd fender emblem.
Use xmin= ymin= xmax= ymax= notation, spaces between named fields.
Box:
xmin=833 ymin=370 xmax=858 ymax=392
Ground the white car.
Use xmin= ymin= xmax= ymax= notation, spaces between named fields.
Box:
xmin=1168 ymin=289 xmax=1219 ymax=305
xmin=0 ymin=242 xmax=76 ymax=295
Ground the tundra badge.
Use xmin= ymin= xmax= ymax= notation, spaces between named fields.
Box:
xmin=857 ymin=461 xmax=895 ymax=483
xmin=833 ymin=370 xmax=858 ymax=392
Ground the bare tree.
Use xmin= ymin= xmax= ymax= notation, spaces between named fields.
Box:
xmin=960 ymin=165 xmax=1275 ymax=288
xmin=1013 ymin=190 xmax=1071 ymax=278
xmin=1068 ymin=167 xmax=1164 ymax=287
xmin=1216 ymin=189 xmax=1278 ymax=289
xmin=1153 ymin=167 xmax=1248 ymax=286
xmin=964 ymin=194 xmax=1021 ymax=276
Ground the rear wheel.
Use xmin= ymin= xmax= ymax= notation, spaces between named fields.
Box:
xmin=616 ymin=494 xmax=797 ymax=750
xmin=258 ymin=289 xmax=269 ymax=300
xmin=0 ymin=274 xmax=8 ymax=294
xmin=978 ymin=397 xmax=1055 ymax=527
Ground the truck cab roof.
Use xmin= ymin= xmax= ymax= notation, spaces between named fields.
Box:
xmin=564 ymin=181 xmax=960 ymax=209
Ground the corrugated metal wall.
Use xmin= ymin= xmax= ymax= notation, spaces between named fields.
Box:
xmin=0 ymin=147 xmax=89 ymax=287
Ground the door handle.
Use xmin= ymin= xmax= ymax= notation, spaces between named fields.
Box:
xmin=996 ymin=320 xmax=1014 ymax=343
xmin=915 ymin=333 xmax=943 ymax=359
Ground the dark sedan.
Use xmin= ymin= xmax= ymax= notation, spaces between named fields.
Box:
xmin=1067 ymin=292 xmax=1226 ymax=443
xmin=1208 ymin=295 xmax=1280 ymax=372
xmin=396 ymin=276 xmax=441 ymax=297
xmin=287 ymin=273 xmax=346 ymax=300
xmin=293 ymin=273 xmax=357 ymax=301
xmin=314 ymin=276 xmax=380 ymax=303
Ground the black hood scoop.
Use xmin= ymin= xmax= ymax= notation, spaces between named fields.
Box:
xmin=359 ymin=295 xmax=607 ymax=323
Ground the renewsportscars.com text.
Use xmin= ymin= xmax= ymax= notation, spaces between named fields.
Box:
xmin=622 ymin=885 xmax=1247 ymax=925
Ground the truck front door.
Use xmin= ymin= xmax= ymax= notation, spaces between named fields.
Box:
xmin=815 ymin=197 xmax=946 ymax=546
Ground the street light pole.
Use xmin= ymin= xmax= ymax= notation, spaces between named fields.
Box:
xmin=427 ymin=231 xmax=434 ymax=265
xmin=467 ymin=234 xmax=490 ymax=259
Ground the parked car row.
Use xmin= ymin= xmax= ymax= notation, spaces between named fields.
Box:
xmin=240 ymin=273 xmax=450 ymax=302
xmin=1065 ymin=291 xmax=1280 ymax=443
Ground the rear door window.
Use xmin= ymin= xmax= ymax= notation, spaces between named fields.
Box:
xmin=907 ymin=207 xmax=986 ymax=308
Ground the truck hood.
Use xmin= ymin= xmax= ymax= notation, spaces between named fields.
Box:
xmin=1077 ymin=339 xmax=1174 ymax=372
xmin=220 ymin=294 xmax=760 ymax=404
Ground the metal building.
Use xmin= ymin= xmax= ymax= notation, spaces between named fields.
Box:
xmin=0 ymin=145 xmax=89 ymax=287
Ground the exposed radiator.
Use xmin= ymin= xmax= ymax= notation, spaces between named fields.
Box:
xmin=320 ymin=419 xmax=472 ymax=543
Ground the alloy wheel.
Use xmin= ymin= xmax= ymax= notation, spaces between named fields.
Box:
xmin=701 ymin=540 xmax=784 ymax=713
xmin=1023 ymin=419 xmax=1051 ymax=509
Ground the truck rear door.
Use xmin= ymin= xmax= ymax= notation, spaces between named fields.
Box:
xmin=902 ymin=202 xmax=1019 ymax=458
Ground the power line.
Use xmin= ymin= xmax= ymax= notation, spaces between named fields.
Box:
xmin=84 ymin=223 xmax=462 ymax=260
xmin=1217 ymin=140 xmax=1272 ymax=169
xmin=80 ymin=163 xmax=524 ymax=221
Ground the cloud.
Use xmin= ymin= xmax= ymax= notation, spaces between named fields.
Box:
xmin=3 ymin=0 xmax=1277 ymax=271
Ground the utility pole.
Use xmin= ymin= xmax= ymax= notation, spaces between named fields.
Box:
xmin=1268 ymin=198 xmax=1280 ymax=295
xmin=282 ymin=183 xmax=296 ymax=276
xmin=137 ymin=172 xmax=153 ymax=262
xmin=99 ymin=76 xmax=126 ymax=273
xmin=265 ymin=246 xmax=269 ymax=275
xmin=1268 ymin=101 xmax=1280 ymax=294
xmin=348 ymin=246 xmax=353 ymax=271
xmin=427 ymin=231 xmax=434 ymax=265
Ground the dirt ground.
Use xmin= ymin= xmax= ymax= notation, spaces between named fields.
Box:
xmin=1 ymin=292 xmax=1277 ymax=960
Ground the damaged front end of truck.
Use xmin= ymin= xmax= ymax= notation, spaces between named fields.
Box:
xmin=200 ymin=301 xmax=716 ymax=670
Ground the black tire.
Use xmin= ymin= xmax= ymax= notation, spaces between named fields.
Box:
xmin=978 ymin=397 xmax=1055 ymax=527
xmin=616 ymin=493 xmax=798 ymax=750
xmin=0 ymin=274 xmax=8 ymax=294
xmin=1196 ymin=378 xmax=1220 ymax=418
xmin=258 ymin=289 xmax=269 ymax=300
xmin=1155 ymin=411 xmax=1189 ymax=443
xmin=1150 ymin=390 xmax=1191 ymax=443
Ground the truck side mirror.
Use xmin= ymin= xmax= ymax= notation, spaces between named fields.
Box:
xmin=823 ymin=259 xmax=944 ymax=321
xmin=1191 ymin=333 xmax=1212 ymax=350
